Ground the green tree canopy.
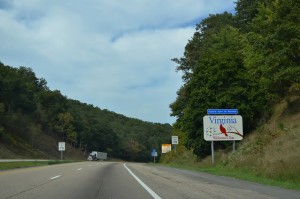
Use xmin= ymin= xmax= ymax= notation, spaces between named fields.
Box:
xmin=170 ymin=0 xmax=299 ymax=158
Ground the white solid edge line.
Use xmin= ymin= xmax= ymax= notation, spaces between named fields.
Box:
xmin=50 ymin=175 xmax=62 ymax=180
xmin=124 ymin=164 xmax=161 ymax=199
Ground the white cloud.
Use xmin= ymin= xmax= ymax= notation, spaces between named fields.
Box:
xmin=0 ymin=0 xmax=235 ymax=123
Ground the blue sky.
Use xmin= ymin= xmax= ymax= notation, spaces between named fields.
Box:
xmin=0 ymin=0 xmax=236 ymax=124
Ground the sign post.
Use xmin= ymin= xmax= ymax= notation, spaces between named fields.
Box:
xmin=204 ymin=109 xmax=243 ymax=164
xmin=151 ymin=149 xmax=158 ymax=163
xmin=211 ymin=141 xmax=214 ymax=164
xmin=171 ymin=136 xmax=178 ymax=151
xmin=233 ymin=140 xmax=236 ymax=152
xmin=58 ymin=142 xmax=65 ymax=160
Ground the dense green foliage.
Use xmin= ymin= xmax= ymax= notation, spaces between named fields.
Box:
xmin=0 ymin=62 xmax=172 ymax=161
xmin=170 ymin=0 xmax=300 ymax=158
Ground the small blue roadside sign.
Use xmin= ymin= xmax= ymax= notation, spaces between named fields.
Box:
xmin=151 ymin=148 xmax=158 ymax=163
xmin=207 ymin=109 xmax=238 ymax=115
xmin=151 ymin=149 xmax=157 ymax=157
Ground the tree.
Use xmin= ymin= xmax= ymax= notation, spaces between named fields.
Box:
xmin=246 ymin=0 xmax=300 ymax=96
xmin=54 ymin=112 xmax=76 ymax=146
xmin=0 ymin=61 xmax=173 ymax=161
xmin=29 ymin=123 xmax=41 ymax=148
xmin=235 ymin=0 xmax=263 ymax=31
xmin=171 ymin=10 xmax=275 ymax=158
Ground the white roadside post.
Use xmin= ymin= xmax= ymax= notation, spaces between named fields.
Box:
xmin=58 ymin=142 xmax=65 ymax=160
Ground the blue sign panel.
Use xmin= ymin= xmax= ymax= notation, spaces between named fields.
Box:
xmin=151 ymin=148 xmax=157 ymax=157
xmin=207 ymin=109 xmax=238 ymax=115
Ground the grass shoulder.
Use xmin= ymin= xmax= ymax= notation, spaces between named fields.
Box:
xmin=0 ymin=160 xmax=80 ymax=171
xmin=158 ymin=162 xmax=300 ymax=190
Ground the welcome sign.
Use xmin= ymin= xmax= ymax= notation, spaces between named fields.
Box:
xmin=203 ymin=115 xmax=243 ymax=141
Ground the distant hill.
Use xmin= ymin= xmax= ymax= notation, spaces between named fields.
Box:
xmin=0 ymin=62 xmax=172 ymax=161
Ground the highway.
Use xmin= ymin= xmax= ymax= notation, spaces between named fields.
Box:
xmin=0 ymin=162 xmax=299 ymax=199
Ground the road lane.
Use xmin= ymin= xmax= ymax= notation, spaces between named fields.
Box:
xmin=126 ymin=163 xmax=300 ymax=199
xmin=1 ymin=162 xmax=299 ymax=199
xmin=124 ymin=164 xmax=161 ymax=199
xmin=0 ymin=162 xmax=154 ymax=199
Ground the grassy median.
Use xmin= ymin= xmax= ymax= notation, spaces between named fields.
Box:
xmin=0 ymin=160 xmax=76 ymax=170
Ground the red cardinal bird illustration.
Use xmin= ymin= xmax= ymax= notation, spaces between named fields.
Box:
xmin=220 ymin=124 xmax=228 ymax=136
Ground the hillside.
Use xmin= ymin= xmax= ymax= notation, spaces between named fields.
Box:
xmin=0 ymin=133 xmax=84 ymax=160
xmin=0 ymin=62 xmax=172 ymax=161
xmin=163 ymin=0 xmax=300 ymax=186
xmin=161 ymin=96 xmax=300 ymax=183
xmin=228 ymin=96 xmax=300 ymax=181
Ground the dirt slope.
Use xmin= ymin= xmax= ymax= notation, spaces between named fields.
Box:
xmin=229 ymin=96 xmax=300 ymax=181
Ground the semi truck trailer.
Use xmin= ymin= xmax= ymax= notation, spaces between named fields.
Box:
xmin=88 ymin=151 xmax=107 ymax=161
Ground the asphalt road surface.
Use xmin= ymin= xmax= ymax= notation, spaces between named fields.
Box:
xmin=0 ymin=162 xmax=299 ymax=199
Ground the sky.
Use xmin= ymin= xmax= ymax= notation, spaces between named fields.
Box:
xmin=0 ymin=0 xmax=236 ymax=124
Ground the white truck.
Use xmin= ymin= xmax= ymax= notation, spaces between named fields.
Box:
xmin=88 ymin=151 xmax=107 ymax=161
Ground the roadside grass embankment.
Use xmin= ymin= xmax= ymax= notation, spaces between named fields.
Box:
xmin=159 ymin=139 xmax=300 ymax=190
xmin=160 ymin=97 xmax=300 ymax=190
xmin=0 ymin=160 xmax=78 ymax=171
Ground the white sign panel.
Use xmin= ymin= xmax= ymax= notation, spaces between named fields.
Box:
xmin=58 ymin=142 xmax=65 ymax=151
xmin=171 ymin=136 xmax=178 ymax=145
xmin=203 ymin=115 xmax=243 ymax=141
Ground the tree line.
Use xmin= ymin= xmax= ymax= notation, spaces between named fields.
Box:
xmin=0 ymin=62 xmax=172 ymax=161
xmin=170 ymin=0 xmax=300 ymax=158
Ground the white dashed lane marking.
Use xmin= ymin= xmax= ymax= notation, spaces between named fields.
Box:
xmin=50 ymin=175 xmax=61 ymax=180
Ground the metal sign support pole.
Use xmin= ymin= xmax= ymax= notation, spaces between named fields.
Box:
xmin=211 ymin=141 xmax=214 ymax=164
xmin=61 ymin=151 xmax=63 ymax=161
xmin=154 ymin=156 xmax=155 ymax=164
xmin=233 ymin=141 xmax=236 ymax=152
